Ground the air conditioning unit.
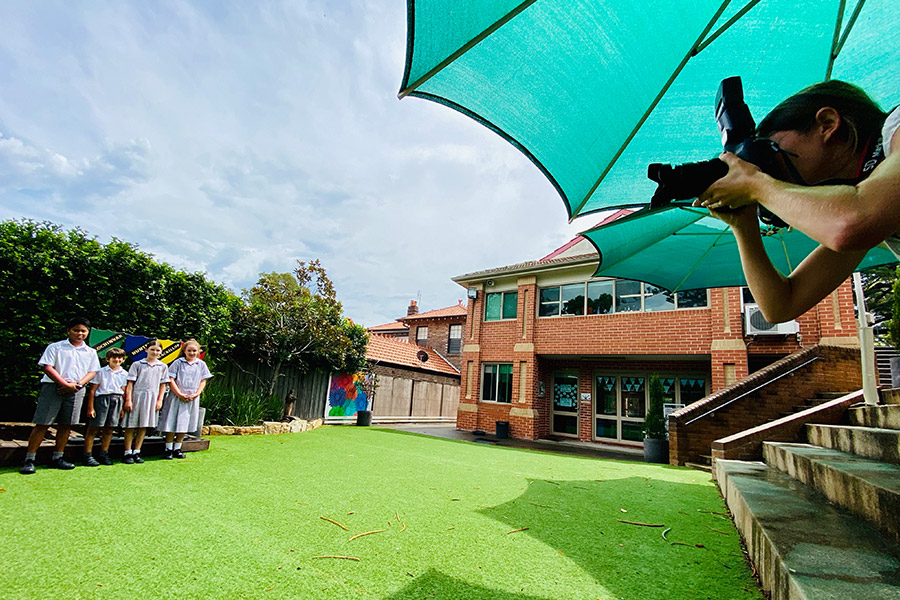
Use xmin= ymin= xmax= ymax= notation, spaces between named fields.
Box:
xmin=744 ymin=304 xmax=800 ymax=335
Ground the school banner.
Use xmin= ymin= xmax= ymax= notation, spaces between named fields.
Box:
xmin=88 ymin=328 xmax=198 ymax=364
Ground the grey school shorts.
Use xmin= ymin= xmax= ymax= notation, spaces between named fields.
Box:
xmin=88 ymin=394 xmax=123 ymax=428
xmin=32 ymin=383 xmax=86 ymax=426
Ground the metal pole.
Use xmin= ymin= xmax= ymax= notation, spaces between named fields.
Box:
xmin=853 ymin=272 xmax=879 ymax=405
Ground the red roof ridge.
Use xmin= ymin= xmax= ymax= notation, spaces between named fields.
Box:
xmin=398 ymin=304 xmax=467 ymax=321
xmin=539 ymin=209 xmax=635 ymax=261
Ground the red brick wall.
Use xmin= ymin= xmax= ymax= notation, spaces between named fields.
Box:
xmin=457 ymin=274 xmax=859 ymax=448
xmin=669 ymin=345 xmax=862 ymax=466
xmin=408 ymin=317 xmax=465 ymax=369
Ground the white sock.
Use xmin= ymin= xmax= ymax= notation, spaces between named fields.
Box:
xmin=173 ymin=442 xmax=182 ymax=450
xmin=165 ymin=442 xmax=174 ymax=450
xmin=26 ymin=452 xmax=36 ymax=461
xmin=52 ymin=451 xmax=63 ymax=460
xmin=124 ymin=449 xmax=133 ymax=456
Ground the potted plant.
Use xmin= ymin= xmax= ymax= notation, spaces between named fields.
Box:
xmin=643 ymin=375 xmax=669 ymax=464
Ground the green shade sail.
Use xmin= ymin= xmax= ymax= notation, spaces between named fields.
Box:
xmin=401 ymin=0 xmax=900 ymax=220
xmin=581 ymin=206 xmax=899 ymax=292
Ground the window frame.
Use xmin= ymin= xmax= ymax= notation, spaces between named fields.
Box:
xmin=447 ymin=324 xmax=462 ymax=354
xmin=484 ymin=291 xmax=518 ymax=321
xmin=592 ymin=371 xmax=709 ymax=443
xmin=481 ymin=362 xmax=513 ymax=403
xmin=416 ymin=326 xmax=428 ymax=346
xmin=538 ymin=280 xmax=708 ymax=317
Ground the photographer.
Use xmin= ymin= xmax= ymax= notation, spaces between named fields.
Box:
xmin=694 ymin=81 xmax=900 ymax=323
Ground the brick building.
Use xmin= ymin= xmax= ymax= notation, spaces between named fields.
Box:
xmin=366 ymin=334 xmax=460 ymax=420
xmin=451 ymin=221 xmax=859 ymax=450
xmin=397 ymin=300 xmax=467 ymax=370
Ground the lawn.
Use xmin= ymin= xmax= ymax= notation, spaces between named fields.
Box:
xmin=0 ymin=427 xmax=762 ymax=600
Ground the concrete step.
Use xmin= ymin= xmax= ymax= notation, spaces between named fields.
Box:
xmin=716 ymin=459 xmax=900 ymax=600
xmin=764 ymin=442 xmax=900 ymax=542
xmin=848 ymin=404 xmax=900 ymax=430
xmin=806 ymin=423 xmax=900 ymax=465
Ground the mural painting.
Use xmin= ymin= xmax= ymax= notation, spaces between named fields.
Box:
xmin=326 ymin=373 xmax=373 ymax=417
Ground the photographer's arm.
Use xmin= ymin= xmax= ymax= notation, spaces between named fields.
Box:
xmin=713 ymin=206 xmax=866 ymax=323
xmin=697 ymin=128 xmax=900 ymax=252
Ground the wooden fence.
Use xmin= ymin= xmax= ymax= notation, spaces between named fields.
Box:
xmin=218 ymin=360 xmax=330 ymax=420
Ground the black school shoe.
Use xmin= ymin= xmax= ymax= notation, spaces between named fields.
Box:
xmin=162 ymin=449 xmax=173 ymax=460
xmin=97 ymin=451 xmax=114 ymax=466
xmin=20 ymin=459 xmax=36 ymax=475
xmin=133 ymin=453 xmax=144 ymax=464
xmin=122 ymin=454 xmax=135 ymax=465
xmin=173 ymin=449 xmax=186 ymax=459
xmin=50 ymin=457 xmax=75 ymax=470
xmin=83 ymin=455 xmax=101 ymax=467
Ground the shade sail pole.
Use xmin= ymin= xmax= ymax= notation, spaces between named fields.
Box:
xmin=853 ymin=272 xmax=879 ymax=405
xmin=825 ymin=0 xmax=867 ymax=80
xmin=569 ymin=0 xmax=737 ymax=220
xmin=398 ymin=0 xmax=538 ymax=99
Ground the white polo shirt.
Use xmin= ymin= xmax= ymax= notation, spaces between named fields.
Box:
xmin=38 ymin=339 xmax=101 ymax=384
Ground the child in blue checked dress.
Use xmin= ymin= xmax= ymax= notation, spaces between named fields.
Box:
xmin=158 ymin=339 xmax=212 ymax=459
xmin=122 ymin=340 xmax=170 ymax=464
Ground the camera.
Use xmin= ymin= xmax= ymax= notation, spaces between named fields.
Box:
xmin=647 ymin=77 xmax=788 ymax=226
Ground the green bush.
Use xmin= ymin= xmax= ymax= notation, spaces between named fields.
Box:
xmin=201 ymin=379 xmax=283 ymax=426
xmin=0 ymin=219 xmax=241 ymax=420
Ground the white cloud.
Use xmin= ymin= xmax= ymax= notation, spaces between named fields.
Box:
xmin=0 ymin=1 xmax=587 ymax=327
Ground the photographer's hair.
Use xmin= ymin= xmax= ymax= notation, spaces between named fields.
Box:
xmin=105 ymin=347 xmax=126 ymax=360
xmin=67 ymin=316 xmax=91 ymax=330
xmin=181 ymin=338 xmax=201 ymax=353
xmin=758 ymin=80 xmax=887 ymax=154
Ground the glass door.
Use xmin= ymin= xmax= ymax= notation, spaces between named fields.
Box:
xmin=551 ymin=372 xmax=579 ymax=436
xmin=594 ymin=374 xmax=646 ymax=443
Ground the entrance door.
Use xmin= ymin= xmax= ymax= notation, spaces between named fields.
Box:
xmin=593 ymin=374 xmax=646 ymax=443
xmin=551 ymin=372 xmax=579 ymax=436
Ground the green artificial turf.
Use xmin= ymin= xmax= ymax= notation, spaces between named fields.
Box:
xmin=0 ymin=427 xmax=763 ymax=600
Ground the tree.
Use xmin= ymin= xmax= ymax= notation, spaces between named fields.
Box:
xmin=234 ymin=260 xmax=369 ymax=396
xmin=0 ymin=219 xmax=241 ymax=419
xmin=643 ymin=375 xmax=667 ymax=440
xmin=861 ymin=265 xmax=897 ymax=344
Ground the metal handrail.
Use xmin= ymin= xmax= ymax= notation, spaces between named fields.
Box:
xmin=682 ymin=356 xmax=821 ymax=426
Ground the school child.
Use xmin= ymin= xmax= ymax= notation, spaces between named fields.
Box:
xmin=121 ymin=339 xmax=170 ymax=464
xmin=20 ymin=317 xmax=101 ymax=475
xmin=83 ymin=347 xmax=128 ymax=466
xmin=158 ymin=339 xmax=212 ymax=459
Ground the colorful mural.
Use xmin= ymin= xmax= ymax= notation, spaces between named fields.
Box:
xmin=326 ymin=372 xmax=372 ymax=417
xmin=88 ymin=329 xmax=193 ymax=364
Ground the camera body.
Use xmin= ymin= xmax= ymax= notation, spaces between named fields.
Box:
xmin=648 ymin=77 xmax=786 ymax=226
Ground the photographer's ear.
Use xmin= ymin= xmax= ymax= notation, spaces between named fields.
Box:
xmin=815 ymin=106 xmax=842 ymax=142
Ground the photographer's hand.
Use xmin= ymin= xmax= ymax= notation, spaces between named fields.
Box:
xmin=694 ymin=153 xmax=765 ymax=211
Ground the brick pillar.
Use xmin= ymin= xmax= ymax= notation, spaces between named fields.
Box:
xmin=710 ymin=287 xmax=748 ymax=392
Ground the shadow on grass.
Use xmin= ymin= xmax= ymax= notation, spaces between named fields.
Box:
xmin=385 ymin=569 xmax=551 ymax=600
xmin=479 ymin=477 xmax=761 ymax=600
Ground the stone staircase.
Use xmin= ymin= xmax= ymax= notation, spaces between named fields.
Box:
xmin=715 ymin=397 xmax=900 ymax=599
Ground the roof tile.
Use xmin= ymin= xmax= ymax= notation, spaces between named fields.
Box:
xmin=367 ymin=334 xmax=460 ymax=376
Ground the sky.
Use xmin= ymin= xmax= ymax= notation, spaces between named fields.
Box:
xmin=0 ymin=1 xmax=589 ymax=327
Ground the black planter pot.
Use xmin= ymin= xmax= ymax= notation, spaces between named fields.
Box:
xmin=643 ymin=437 xmax=669 ymax=464
xmin=356 ymin=410 xmax=372 ymax=426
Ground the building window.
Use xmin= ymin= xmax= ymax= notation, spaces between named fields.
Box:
xmin=416 ymin=326 xmax=428 ymax=346
xmin=539 ymin=280 xmax=708 ymax=316
xmin=448 ymin=324 xmax=462 ymax=354
xmin=482 ymin=363 xmax=513 ymax=403
xmin=485 ymin=291 xmax=517 ymax=321
xmin=594 ymin=373 xmax=708 ymax=443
